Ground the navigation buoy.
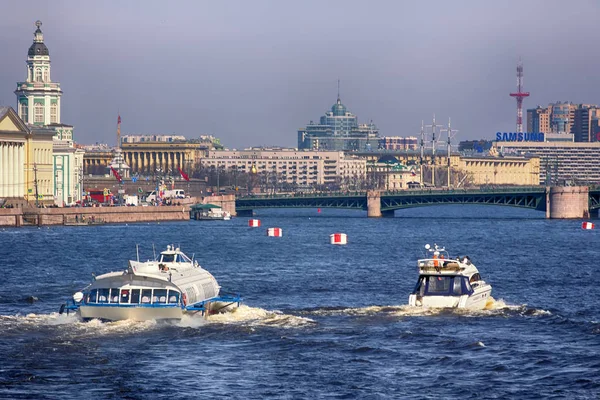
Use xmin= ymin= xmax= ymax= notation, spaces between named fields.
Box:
xmin=330 ymin=233 xmax=348 ymax=245
xmin=582 ymin=222 xmax=595 ymax=230
xmin=248 ymin=219 xmax=261 ymax=227
xmin=267 ymin=227 xmax=282 ymax=237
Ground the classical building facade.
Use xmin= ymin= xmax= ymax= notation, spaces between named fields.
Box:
xmin=0 ymin=107 xmax=27 ymax=201
xmin=120 ymin=141 xmax=203 ymax=175
xmin=202 ymin=149 xmax=366 ymax=189
xmin=451 ymin=154 xmax=540 ymax=186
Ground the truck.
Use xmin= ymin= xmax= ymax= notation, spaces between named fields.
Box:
xmin=124 ymin=195 xmax=139 ymax=206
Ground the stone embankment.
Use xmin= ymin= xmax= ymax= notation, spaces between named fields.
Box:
xmin=0 ymin=194 xmax=237 ymax=227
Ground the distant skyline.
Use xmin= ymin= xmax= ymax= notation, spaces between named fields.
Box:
xmin=1 ymin=0 xmax=599 ymax=148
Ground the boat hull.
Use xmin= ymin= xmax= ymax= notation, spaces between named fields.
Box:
xmin=408 ymin=285 xmax=492 ymax=310
xmin=79 ymin=305 xmax=183 ymax=322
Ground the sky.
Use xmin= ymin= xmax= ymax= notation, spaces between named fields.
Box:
xmin=1 ymin=0 xmax=599 ymax=148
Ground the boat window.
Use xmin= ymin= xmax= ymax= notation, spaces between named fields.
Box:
xmin=131 ymin=289 xmax=140 ymax=304
xmin=88 ymin=289 xmax=98 ymax=303
xmin=426 ymin=276 xmax=451 ymax=295
xmin=154 ymin=289 xmax=167 ymax=304
xmin=452 ymin=277 xmax=464 ymax=295
xmin=141 ymin=289 xmax=152 ymax=304
xmin=110 ymin=288 xmax=120 ymax=303
xmin=120 ymin=289 xmax=130 ymax=304
xmin=98 ymin=288 xmax=109 ymax=303
xmin=161 ymin=254 xmax=175 ymax=263
xmin=469 ymin=273 xmax=481 ymax=283
xmin=168 ymin=291 xmax=180 ymax=304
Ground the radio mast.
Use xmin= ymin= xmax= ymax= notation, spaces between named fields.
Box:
xmin=509 ymin=59 xmax=530 ymax=133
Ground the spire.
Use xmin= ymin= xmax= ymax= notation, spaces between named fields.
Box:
xmin=34 ymin=20 xmax=44 ymax=43
xmin=337 ymin=79 xmax=341 ymax=103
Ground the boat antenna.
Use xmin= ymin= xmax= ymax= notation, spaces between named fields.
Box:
xmin=152 ymin=244 xmax=156 ymax=261
xmin=136 ymin=244 xmax=140 ymax=262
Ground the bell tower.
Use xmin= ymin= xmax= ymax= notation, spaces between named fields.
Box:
xmin=15 ymin=20 xmax=63 ymax=126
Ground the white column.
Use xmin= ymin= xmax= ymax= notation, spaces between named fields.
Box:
xmin=7 ymin=143 xmax=14 ymax=197
xmin=0 ymin=143 xmax=4 ymax=197
xmin=18 ymin=144 xmax=24 ymax=198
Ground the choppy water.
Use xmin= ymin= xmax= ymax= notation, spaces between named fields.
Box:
xmin=1 ymin=206 xmax=599 ymax=399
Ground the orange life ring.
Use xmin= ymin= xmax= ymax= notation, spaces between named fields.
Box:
xmin=182 ymin=293 xmax=187 ymax=306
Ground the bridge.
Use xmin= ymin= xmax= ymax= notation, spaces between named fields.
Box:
xmin=235 ymin=186 xmax=600 ymax=219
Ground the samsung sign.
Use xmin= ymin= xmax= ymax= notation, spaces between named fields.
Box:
xmin=496 ymin=132 xmax=545 ymax=142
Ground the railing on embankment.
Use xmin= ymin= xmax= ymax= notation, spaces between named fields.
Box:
xmin=0 ymin=205 xmax=191 ymax=227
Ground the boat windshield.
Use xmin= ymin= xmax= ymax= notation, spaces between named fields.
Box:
xmin=161 ymin=254 xmax=175 ymax=263
xmin=412 ymin=276 xmax=473 ymax=296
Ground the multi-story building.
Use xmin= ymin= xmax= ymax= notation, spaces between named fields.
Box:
xmin=201 ymin=149 xmax=366 ymax=190
xmin=15 ymin=21 xmax=84 ymax=205
xmin=298 ymin=94 xmax=378 ymax=152
xmin=493 ymin=141 xmax=600 ymax=185
xmin=378 ymin=136 xmax=418 ymax=151
xmin=527 ymin=106 xmax=550 ymax=134
xmin=572 ymin=104 xmax=600 ymax=142
xmin=528 ymin=102 xmax=600 ymax=142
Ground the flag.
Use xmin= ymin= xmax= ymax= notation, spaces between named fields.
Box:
xmin=411 ymin=170 xmax=416 ymax=176
xmin=177 ymin=166 xmax=190 ymax=181
xmin=110 ymin=166 xmax=123 ymax=183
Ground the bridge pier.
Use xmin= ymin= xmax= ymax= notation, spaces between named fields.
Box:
xmin=367 ymin=190 xmax=382 ymax=218
xmin=546 ymin=186 xmax=590 ymax=219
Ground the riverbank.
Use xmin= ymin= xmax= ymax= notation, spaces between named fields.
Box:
xmin=0 ymin=194 xmax=237 ymax=227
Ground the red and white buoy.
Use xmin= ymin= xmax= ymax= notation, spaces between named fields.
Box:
xmin=248 ymin=219 xmax=261 ymax=228
xmin=582 ymin=222 xmax=595 ymax=230
xmin=330 ymin=233 xmax=348 ymax=245
xmin=267 ymin=227 xmax=282 ymax=237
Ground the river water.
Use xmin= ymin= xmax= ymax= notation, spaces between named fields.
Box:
xmin=0 ymin=206 xmax=599 ymax=399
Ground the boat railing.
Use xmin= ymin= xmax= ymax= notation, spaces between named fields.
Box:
xmin=418 ymin=258 xmax=462 ymax=270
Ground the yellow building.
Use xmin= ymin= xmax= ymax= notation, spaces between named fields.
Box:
xmin=451 ymin=153 xmax=540 ymax=186
xmin=0 ymin=107 xmax=27 ymax=201
xmin=25 ymin=126 xmax=55 ymax=204
xmin=121 ymin=141 xmax=201 ymax=175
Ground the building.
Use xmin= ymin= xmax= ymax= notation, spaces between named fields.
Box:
xmin=201 ymin=149 xmax=366 ymax=190
xmin=366 ymin=155 xmax=420 ymax=190
xmin=15 ymin=21 xmax=84 ymax=205
xmin=378 ymin=136 xmax=418 ymax=151
xmin=14 ymin=21 xmax=62 ymax=126
xmin=527 ymin=106 xmax=550 ymax=134
xmin=572 ymin=104 xmax=600 ymax=142
xmin=298 ymin=94 xmax=378 ymax=152
xmin=494 ymin=141 xmax=600 ymax=185
xmin=26 ymin=125 xmax=55 ymax=205
xmin=451 ymin=153 xmax=540 ymax=186
xmin=0 ymin=107 xmax=27 ymax=201
xmin=527 ymin=102 xmax=600 ymax=142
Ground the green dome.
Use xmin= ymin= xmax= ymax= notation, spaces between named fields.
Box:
xmin=331 ymin=98 xmax=347 ymax=116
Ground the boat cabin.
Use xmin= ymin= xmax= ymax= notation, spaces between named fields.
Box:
xmin=86 ymin=287 xmax=181 ymax=306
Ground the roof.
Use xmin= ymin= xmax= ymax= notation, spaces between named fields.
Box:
xmin=191 ymin=203 xmax=222 ymax=209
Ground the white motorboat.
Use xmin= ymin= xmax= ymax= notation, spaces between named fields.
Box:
xmin=190 ymin=204 xmax=231 ymax=221
xmin=60 ymin=245 xmax=241 ymax=321
xmin=408 ymin=244 xmax=492 ymax=309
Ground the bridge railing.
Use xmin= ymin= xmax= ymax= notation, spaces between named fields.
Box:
xmin=382 ymin=185 xmax=546 ymax=196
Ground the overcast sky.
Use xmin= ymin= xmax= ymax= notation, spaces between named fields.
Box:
xmin=1 ymin=0 xmax=599 ymax=148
